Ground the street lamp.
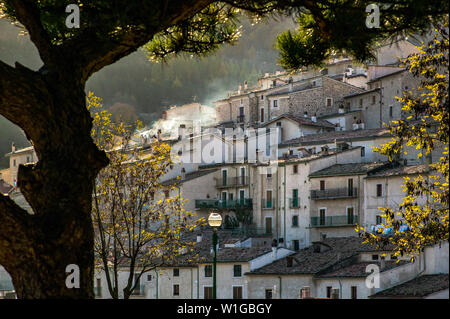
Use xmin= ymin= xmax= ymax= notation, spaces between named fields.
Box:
xmin=208 ymin=212 xmax=222 ymax=299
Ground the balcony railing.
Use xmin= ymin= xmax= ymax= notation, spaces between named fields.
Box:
xmin=216 ymin=176 xmax=249 ymax=188
xmin=237 ymin=115 xmax=245 ymax=123
xmin=310 ymin=215 xmax=359 ymax=227
xmin=289 ymin=198 xmax=300 ymax=208
xmin=262 ymin=198 xmax=273 ymax=209
xmin=310 ymin=188 xmax=358 ymax=200
xmin=195 ymin=198 xmax=253 ymax=210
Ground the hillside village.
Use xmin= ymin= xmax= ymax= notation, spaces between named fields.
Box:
xmin=0 ymin=37 xmax=448 ymax=299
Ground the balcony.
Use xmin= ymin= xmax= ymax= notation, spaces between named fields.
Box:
xmin=195 ymin=198 xmax=253 ymax=210
xmin=216 ymin=176 xmax=249 ymax=188
xmin=262 ymin=198 xmax=273 ymax=209
xmin=310 ymin=215 xmax=359 ymax=227
xmin=237 ymin=115 xmax=245 ymax=123
xmin=289 ymin=197 xmax=300 ymax=208
xmin=310 ymin=188 xmax=358 ymax=200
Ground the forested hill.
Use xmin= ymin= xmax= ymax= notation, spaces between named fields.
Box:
xmin=0 ymin=17 xmax=296 ymax=168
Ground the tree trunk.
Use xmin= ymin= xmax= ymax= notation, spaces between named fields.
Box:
xmin=0 ymin=66 xmax=108 ymax=298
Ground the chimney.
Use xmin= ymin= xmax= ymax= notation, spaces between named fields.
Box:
xmin=286 ymin=256 xmax=294 ymax=267
xmin=196 ymin=234 xmax=202 ymax=243
xmin=303 ymin=111 xmax=308 ymax=118
xmin=244 ymin=81 xmax=248 ymax=90
xmin=157 ymin=129 xmax=162 ymax=141
xmin=300 ymin=286 xmax=311 ymax=299
xmin=272 ymin=247 xmax=278 ymax=261
xmin=380 ymin=257 xmax=386 ymax=271
xmin=331 ymin=288 xmax=340 ymax=299
xmin=238 ymin=83 xmax=242 ymax=94
xmin=11 ymin=142 xmax=16 ymax=153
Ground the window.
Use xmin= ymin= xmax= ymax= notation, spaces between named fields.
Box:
xmin=351 ymin=286 xmax=357 ymax=299
xmin=266 ymin=190 xmax=273 ymax=208
xmin=319 ymin=208 xmax=326 ymax=226
xmin=164 ymin=190 xmax=170 ymax=198
xmin=204 ymin=265 xmax=212 ymax=277
xmin=267 ymin=167 xmax=272 ymax=179
xmin=326 ymin=286 xmax=332 ymax=298
xmin=131 ymin=273 xmax=141 ymax=295
xmin=348 ymin=179 xmax=354 ymax=196
xmin=147 ymin=274 xmax=152 ymax=281
xmin=359 ymin=99 xmax=363 ymax=107
xmin=173 ymin=268 xmax=180 ymax=277
xmin=326 ymin=98 xmax=333 ymax=107
xmin=233 ymin=286 xmax=243 ymax=299
xmin=233 ymin=265 xmax=242 ymax=277
xmin=293 ymin=240 xmax=300 ymax=251
xmin=292 ymin=215 xmax=299 ymax=227
xmin=260 ymin=108 xmax=265 ymax=122
xmin=265 ymin=289 xmax=273 ymax=299
xmin=372 ymin=254 xmax=379 ymax=261
xmin=376 ymin=215 xmax=383 ymax=225
xmin=273 ymin=99 xmax=278 ymax=108
xmin=173 ymin=284 xmax=180 ymax=296
xmin=94 ymin=278 xmax=102 ymax=297
xmin=361 ymin=146 xmax=365 ymax=157
xmin=389 ymin=106 xmax=393 ymax=117
xmin=26 ymin=156 xmax=30 ymax=163
xmin=261 ymin=95 xmax=264 ymax=100
xmin=293 ymin=165 xmax=298 ymax=174
xmin=372 ymin=95 xmax=376 ymax=104
xmin=320 ymin=180 xmax=325 ymax=191
xmin=347 ymin=207 xmax=354 ymax=224
xmin=376 ymin=184 xmax=383 ymax=197
xmin=276 ymin=121 xmax=282 ymax=127
xmin=13 ymin=159 xmax=16 ymax=167
xmin=204 ymin=286 xmax=213 ymax=299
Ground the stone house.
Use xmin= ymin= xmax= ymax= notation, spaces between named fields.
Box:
xmin=4 ymin=143 xmax=37 ymax=186
xmin=307 ymin=162 xmax=389 ymax=242
xmin=261 ymin=113 xmax=335 ymax=142
xmin=214 ymin=75 xmax=363 ymax=128
xmin=277 ymin=128 xmax=392 ymax=163
xmin=362 ymin=164 xmax=432 ymax=231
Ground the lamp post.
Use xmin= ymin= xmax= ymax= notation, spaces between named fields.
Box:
xmin=208 ymin=212 xmax=222 ymax=299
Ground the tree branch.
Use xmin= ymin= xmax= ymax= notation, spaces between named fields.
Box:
xmin=0 ymin=194 xmax=33 ymax=264
xmin=6 ymin=0 xmax=55 ymax=65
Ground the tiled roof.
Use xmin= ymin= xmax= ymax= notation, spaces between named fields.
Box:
xmin=370 ymin=274 xmax=449 ymax=298
xmin=343 ymin=88 xmax=380 ymax=99
xmin=5 ymin=145 xmax=34 ymax=157
xmin=366 ymin=164 xmax=430 ymax=178
xmin=247 ymin=237 xmax=395 ymax=275
xmin=163 ymin=229 xmax=269 ymax=266
xmin=160 ymin=169 xmax=217 ymax=186
xmin=317 ymin=261 xmax=409 ymax=278
xmin=367 ymin=69 xmax=406 ymax=83
xmin=280 ymin=128 xmax=391 ymax=147
xmin=309 ymin=162 xmax=389 ymax=177
xmin=265 ymin=114 xmax=335 ymax=129
xmin=0 ymin=179 xmax=13 ymax=195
